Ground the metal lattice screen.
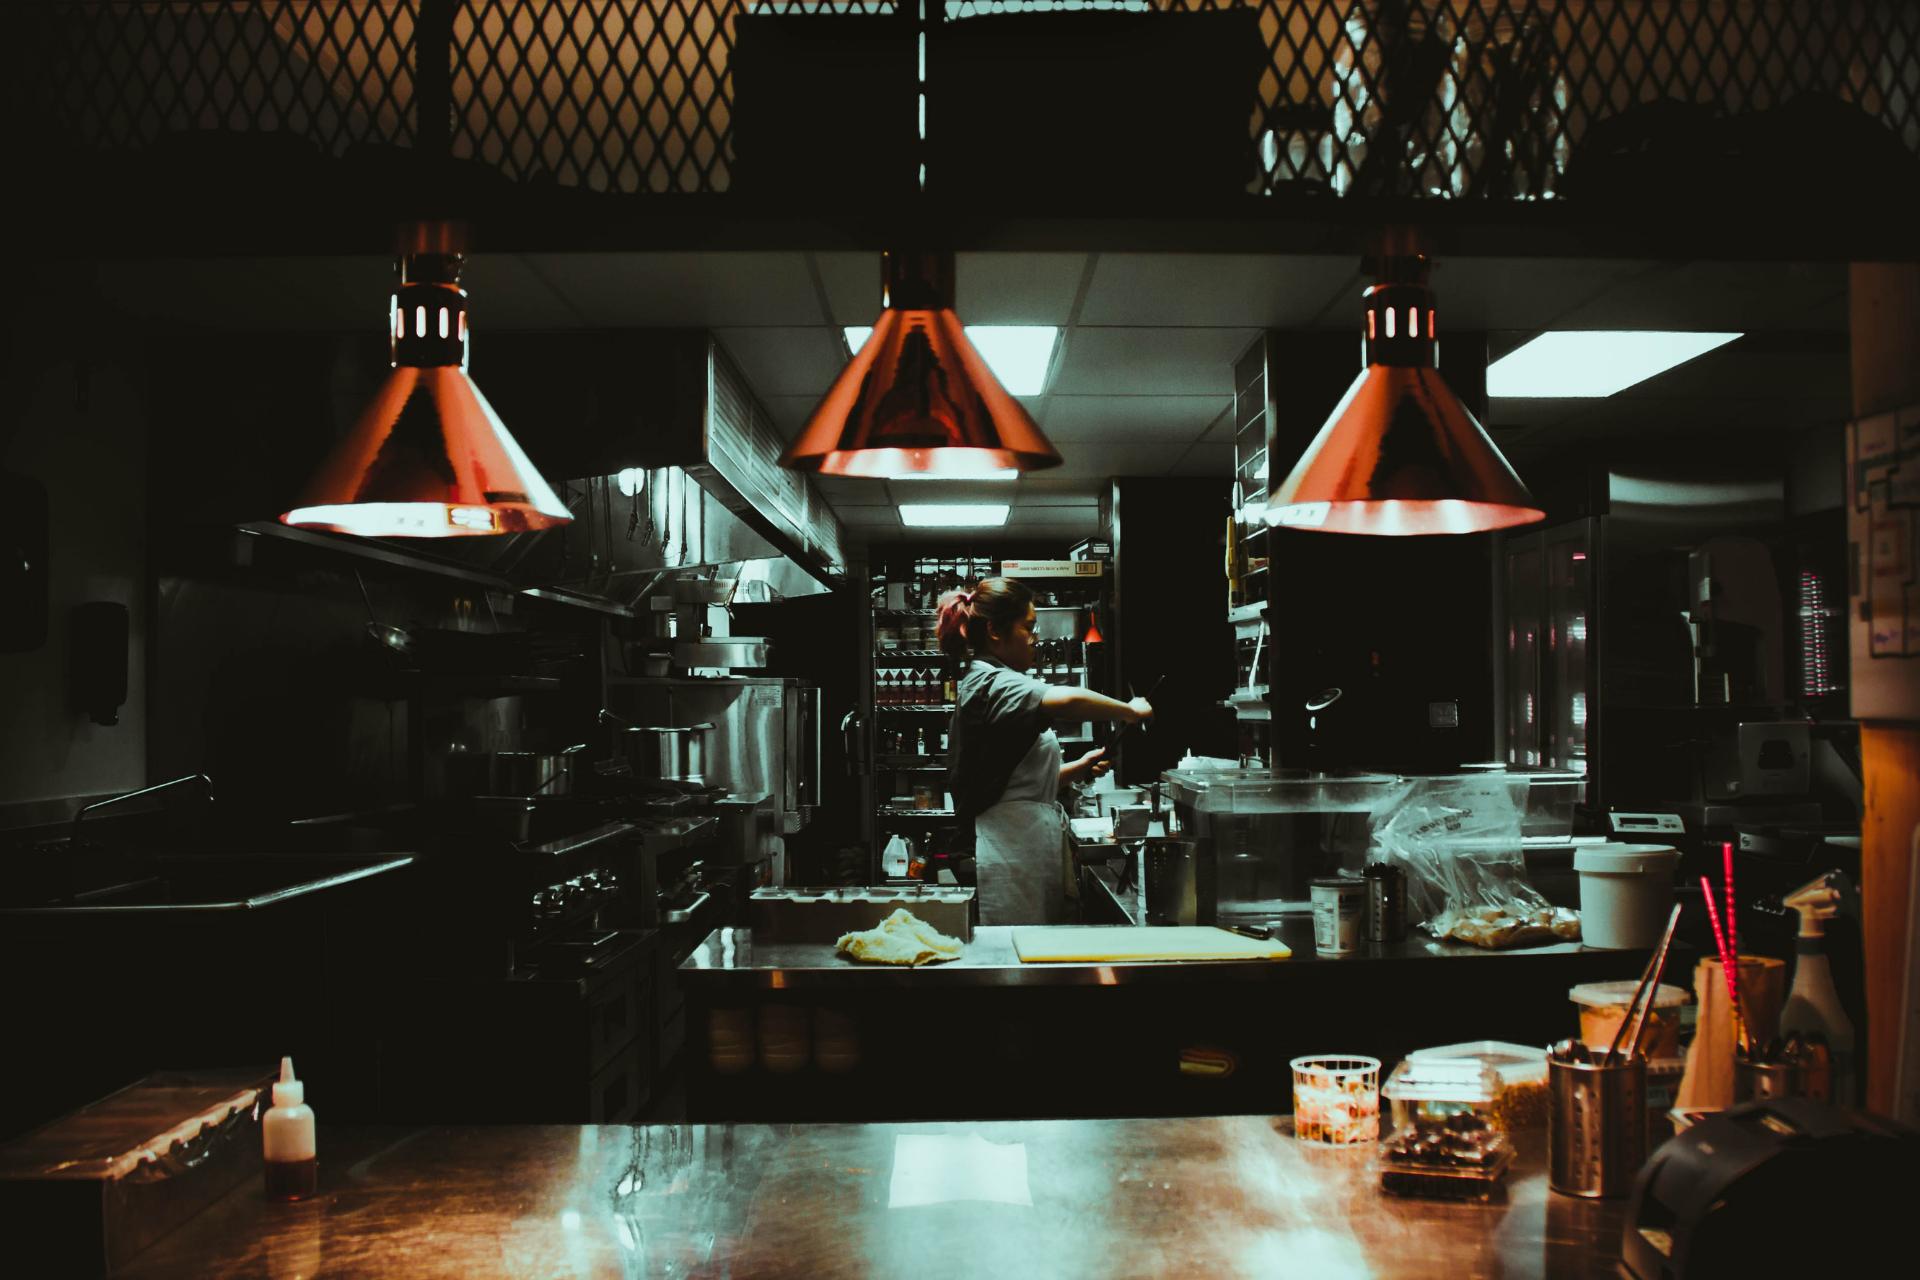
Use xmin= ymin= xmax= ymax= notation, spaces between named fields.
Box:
xmin=7 ymin=0 xmax=1918 ymax=199
xmin=8 ymin=1 xmax=421 ymax=154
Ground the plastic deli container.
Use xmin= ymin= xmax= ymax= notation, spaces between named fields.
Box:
xmin=1382 ymin=1057 xmax=1501 ymax=1132
xmin=1380 ymin=1114 xmax=1514 ymax=1202
xmin=1407 ymin=1040 xmax=1551 ymax=1131
xmin=1290 ymin=1055 xmax=1381 ymax=1145
xmin=1379 ymin=1057 xmax=1514 ymax=1200
xmin=1573 ymin=843 xmax=1680 ymax=948
xmin=1570 ymin=981 xmax=1690 ymax=1059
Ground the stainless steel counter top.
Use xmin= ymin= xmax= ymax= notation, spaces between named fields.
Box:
xmin=115 ymin=1117 xmax=1627 ymax=1278
xmin=679 ymin=918 xmax=1598 ymax=991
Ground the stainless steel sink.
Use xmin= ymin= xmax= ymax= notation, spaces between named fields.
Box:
xmin=0 ymin=853 xmax=414 ymax=917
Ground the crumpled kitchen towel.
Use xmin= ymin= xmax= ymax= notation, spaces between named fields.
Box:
xmin=836 ymin=907 xmax=964 ymax=966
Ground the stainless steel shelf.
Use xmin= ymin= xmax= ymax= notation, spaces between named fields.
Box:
xmin=876 ymin=703 xmax=955 ymax=712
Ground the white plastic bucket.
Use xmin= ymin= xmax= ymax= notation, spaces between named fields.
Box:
xmin=1573 ymin=843 xmax=1680 ymax=949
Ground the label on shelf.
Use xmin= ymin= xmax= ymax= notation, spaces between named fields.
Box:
xmin=1001 ymin=560 xmax=1102 ymax=579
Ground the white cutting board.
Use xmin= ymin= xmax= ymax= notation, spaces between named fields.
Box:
xmin=1013 ymin=926 xmax=1291 ymax=963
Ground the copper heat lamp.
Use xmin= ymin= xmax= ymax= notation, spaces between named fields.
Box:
xmin=280 ymin=228 xmax=571 ymax=537
xmin=778 ymin=250 xmax=1062 ymax=478
xmin=1266 ymin=257 xmax=1543 ymax=536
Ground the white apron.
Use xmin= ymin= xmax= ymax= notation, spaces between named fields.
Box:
xmin=973 ymin=730 xmax=1067 ymax=926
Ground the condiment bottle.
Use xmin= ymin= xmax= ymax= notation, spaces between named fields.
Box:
xmin=1780 ymin=872 xmax=1855 ymax=1103
xmin=262 ymin=1056 xmax=318 ymax=1201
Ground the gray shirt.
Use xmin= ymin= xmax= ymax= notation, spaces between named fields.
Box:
xmin=949 ymin=658 xmax=1059 ymax=818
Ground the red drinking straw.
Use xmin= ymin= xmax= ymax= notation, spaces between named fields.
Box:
xmin=1722 ymin=841 xmax=1739 ymax=975
xmin=1701 ymin=875 xmax=1746 ymax=1052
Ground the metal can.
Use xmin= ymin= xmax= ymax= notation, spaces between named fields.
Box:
xmin=1364 ymin=862 xmax=1407 ymax=943
xmin=1310 ymin=876 xmax=1363 ymax=956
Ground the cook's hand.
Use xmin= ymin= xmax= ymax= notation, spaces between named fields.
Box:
xmin=1127 ymin=697 xmax=1155 ymax=725
xmin=1067 ymin=748 xmax=1111 ymax=782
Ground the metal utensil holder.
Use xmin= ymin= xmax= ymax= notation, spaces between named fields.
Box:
xmin=1548 ymin=1055 xmax=1647 ymax=1198
xmin=1734 ymin=1045 xmax=1823 ymax=1102
xmin=1143 ymin=838 xmax=1201 ymax=926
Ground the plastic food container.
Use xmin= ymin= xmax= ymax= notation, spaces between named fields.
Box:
xmin=1290 ymin=1054 xmax=1381 ymax=1145
xmin=1163 ymin=768 xmax=1400 ymax=914
xmin=1573 ymin=843 xmax=1680 ymax=948
xmin=1381 ymin=1112 xmax=1514 ymax=1201
xmin=1570 ymin=981 xmax=1689 ymax=1059
xmin=1407 ymin=1040 xmax=1551 ymax=1131
xmin=1382 ymin=1057 xmax=1501 ymax=1133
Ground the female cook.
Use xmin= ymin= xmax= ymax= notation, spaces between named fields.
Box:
xmin=937 ymin=577 xmax=1153 ymax=925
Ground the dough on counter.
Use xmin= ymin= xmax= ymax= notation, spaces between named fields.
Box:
xmin=1439 ymin=904 xmax=1582 ymax=949
xmin=836 ymin=908 xmax=964 ymax=966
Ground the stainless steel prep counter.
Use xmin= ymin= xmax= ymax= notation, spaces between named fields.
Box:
xmin=679 ymin=919 xmax=1592 ymax=991
xmin=115 ymin=1117 xmax=1627 ymax=1279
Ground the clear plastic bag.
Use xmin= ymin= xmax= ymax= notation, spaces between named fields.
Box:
xmin=1369 ymin=775 xmax=1580 ymax=949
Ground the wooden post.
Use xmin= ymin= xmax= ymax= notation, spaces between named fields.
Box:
xmin=1848 ymin=262 xmax=1920 ymax=1117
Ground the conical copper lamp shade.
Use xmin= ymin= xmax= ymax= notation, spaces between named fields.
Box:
xmin=281 ymin=250 xmax=571 ymax=538
xmin=1266 ymin=261 xmax=1544 ymax=536
xmin=778 ymin=250 xmax=1062 ymax=478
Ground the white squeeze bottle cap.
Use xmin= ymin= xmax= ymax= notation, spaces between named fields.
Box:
xmin=272 ymin=1056 xmax=304 ymax=1108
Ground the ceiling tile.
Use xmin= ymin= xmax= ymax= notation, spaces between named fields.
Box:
xmin=1052 ymin=329 xmax=1256 ymax=396
xmin=838 ymin=506 xmax=903 ymax=527
xmin=1043 ymin=395 xmax=1234 ymax=443
xmin=713 ymin=328 xmax=842 ymax=397
xmin=463 ymin=255 xmax=589 ymax=328
xmin=1485 ymin=397 xmax=1588 ymax=430
xmin=1014 ymin=472 xmax=1112 ymax=497
xmin=1557 ymin=261 xmax=1849 ymax=332
xmin=887 ymin=479 xmax=1032 ymax=506
xmin=519 ymin=252 xmax=822 ymax=326
xmin=812 ymin=475 xmax=894 ymax=506
xmin=816 ymin=251 xmax=1087 ymax=327
xmin=954 ymin=253 xmax=1088 ymax=324
xmin=1012 ymin=492 xmax=1101 ymax=508
xmin=1006 ymin=506 xmax=1098 ymax=527
xmin=1046 ymin=441 xmax=1192 ymax=480
xmin=1431 ymin=258 xmax=1658 ymax=331
xmin=816 ymin=251 xmax=878 ymax=328
xmin=1080 ymin=254 xmax=1357 ymax=327
xmin=761 ymin=394 xmax=821 ymax=439
xmin=1610 ymin=342 xmax=1848 ymax=400
xmin=1166 ymin=441 xmax=1235 ymax=477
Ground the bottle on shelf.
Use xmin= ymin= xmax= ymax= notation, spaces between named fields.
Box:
xmin=913 ymin=727 xmax=928 ymax=756
xmin=942 ymin=669 xmax=958 ymax=703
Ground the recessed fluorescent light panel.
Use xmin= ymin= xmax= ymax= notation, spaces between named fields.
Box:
xmin=898 ymin=503 xmax=1011 ymax=528
xmin=844 ymin=325 xmax=1058 ymax=396
xmin=1487 ymin=331 xmax=1742 ymax=398
xmin=892 ymin=470 xmax=1019 ymax=482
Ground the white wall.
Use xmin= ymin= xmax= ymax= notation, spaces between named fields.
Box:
xmin=0 ymin=351 xmax=148 ymax=807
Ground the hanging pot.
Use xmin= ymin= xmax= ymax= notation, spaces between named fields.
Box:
xmin=444 ymin=745 xmax=586 ymax=797
xmin=599 ymin=709 xmax=713 ymax=783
